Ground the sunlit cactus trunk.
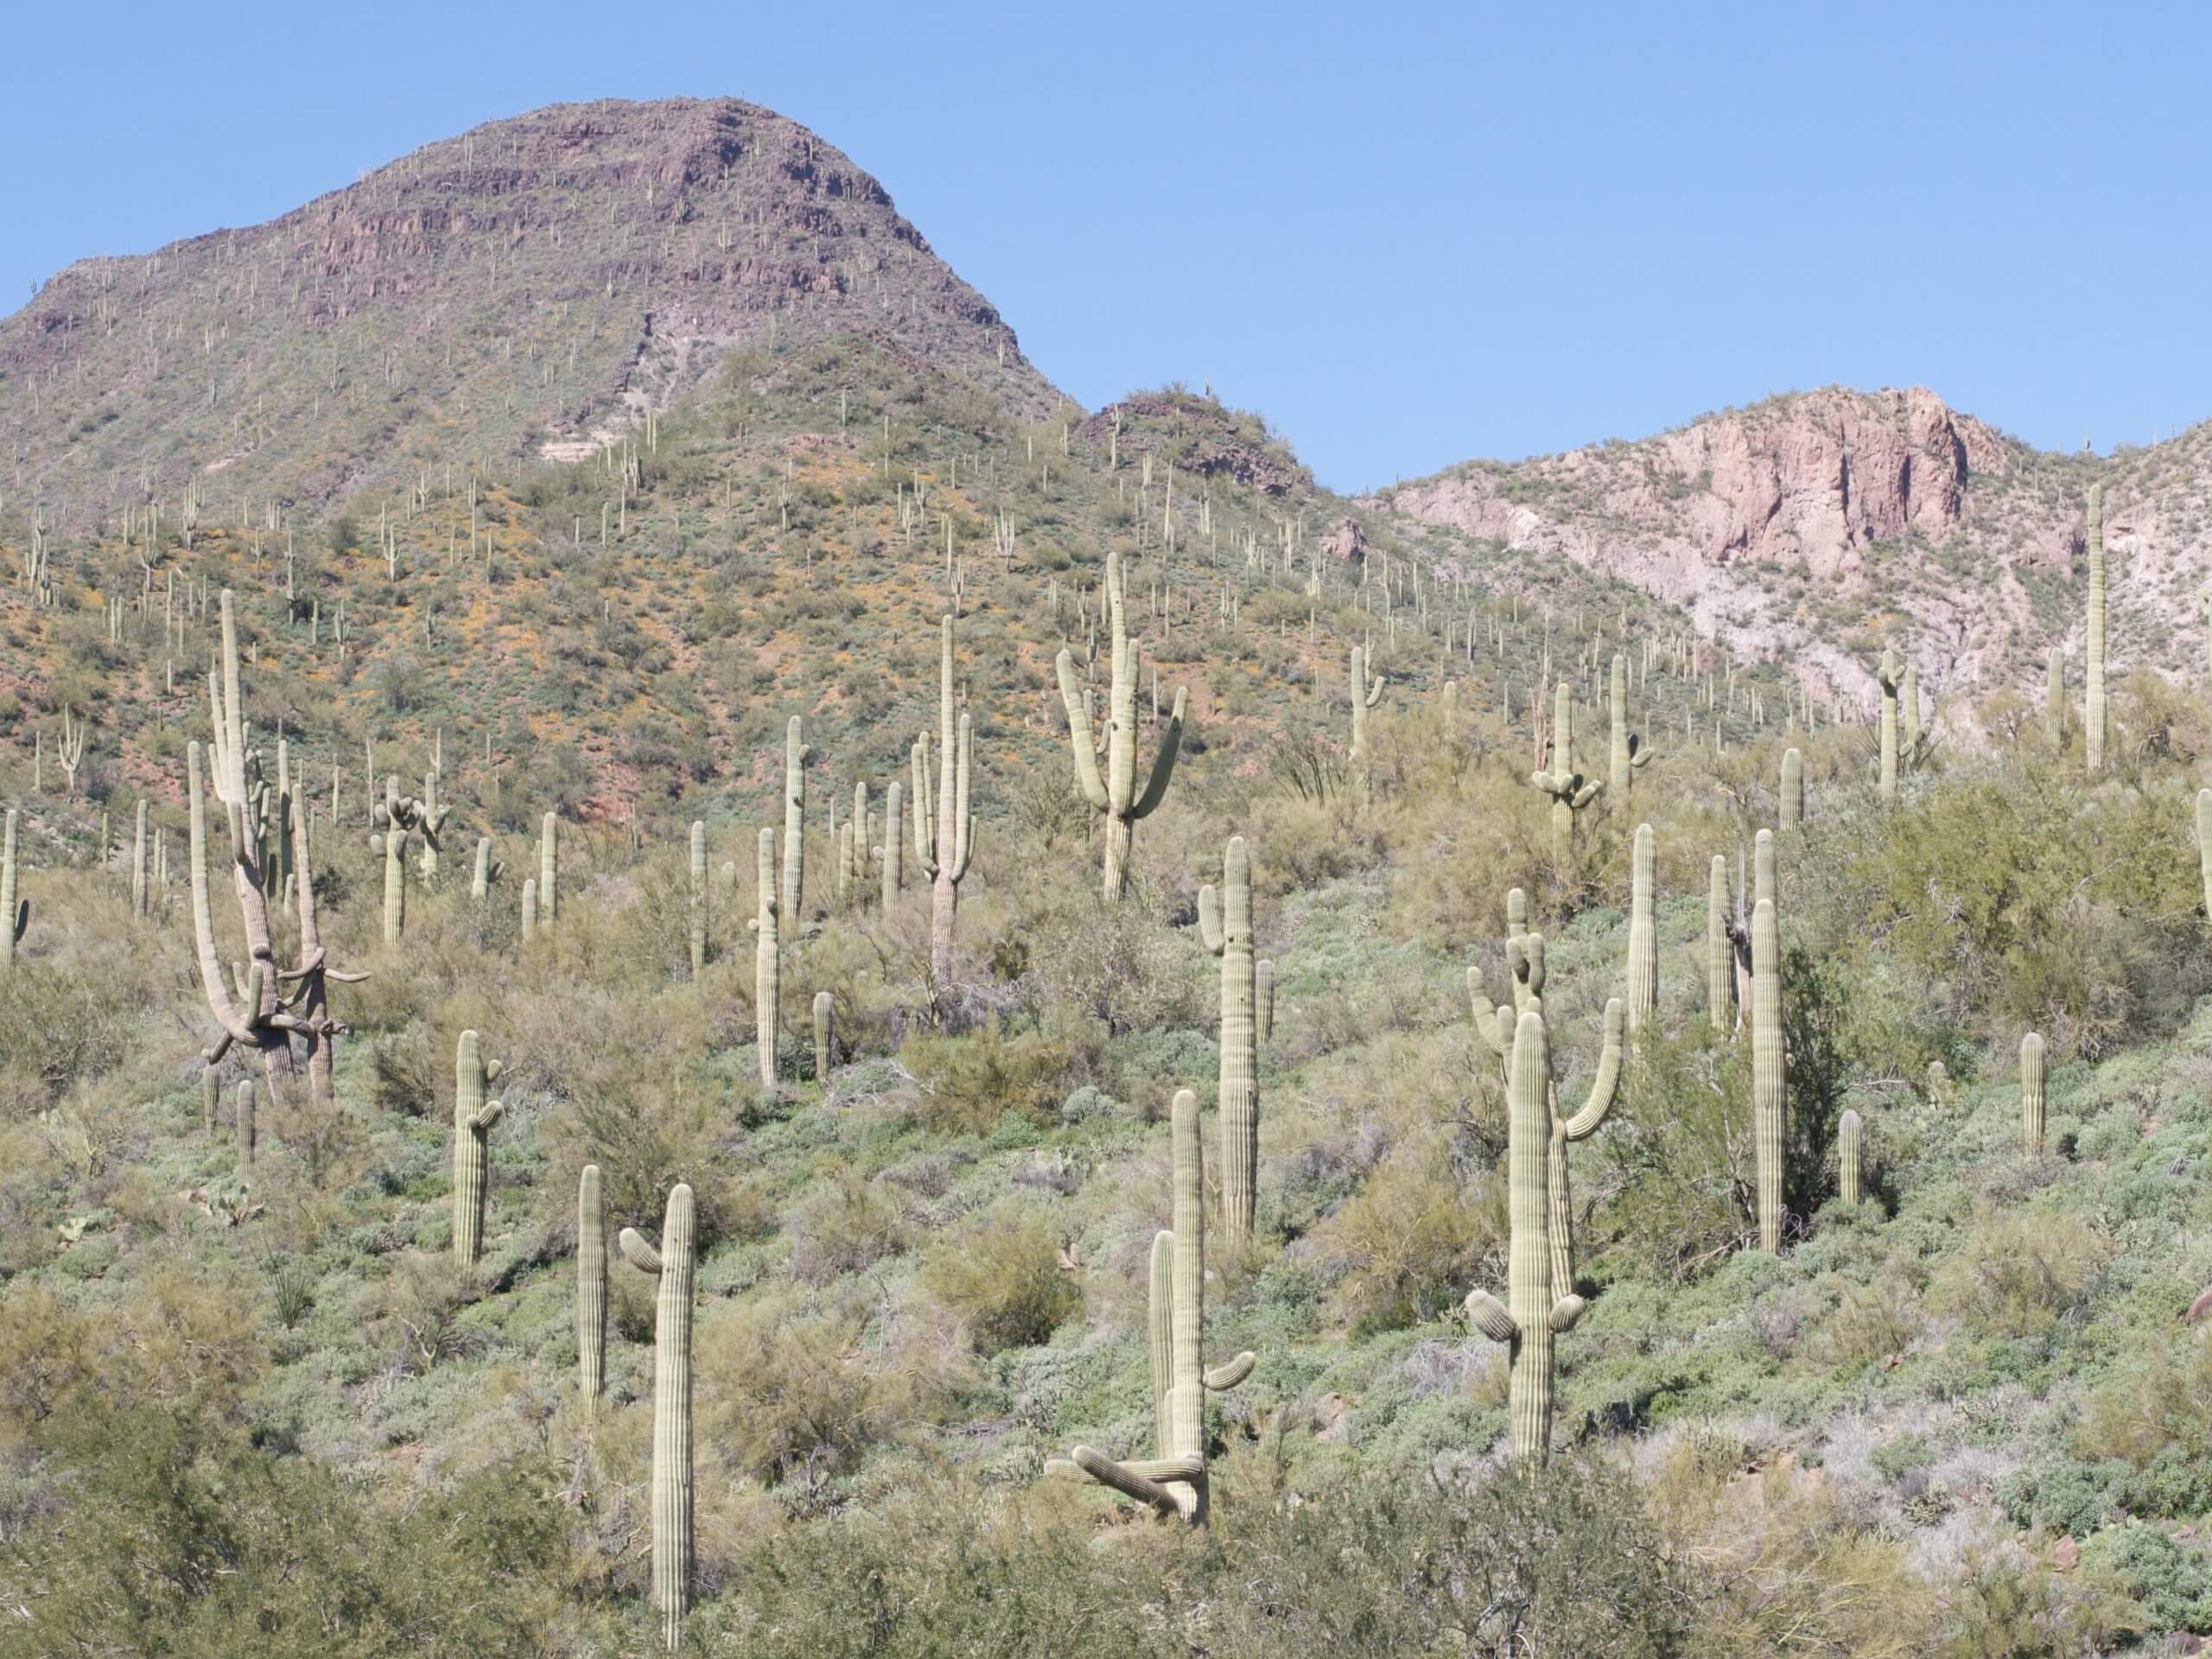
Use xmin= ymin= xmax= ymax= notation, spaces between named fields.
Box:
xmin=452 ymin=1030 xmax=505 ymax=1267
xmin=1779 ymin=747 xmax=1803 ymax=827
xmin=752 ymin=827 xmax=779 ymax=1087
xmin=1877 ymin=647 xmax=1900 ymax=806
xmin=539 ymin=812 xmax=558 ymax=924
xmin=812 ymin=990 xmax=835 ymax=1077
xmin=2021 ymin=1032 xmax=2046 ymax=1154
xmin=1625 ymin=823 xmax=1656 ymax=1039
xmin=1706 ymin=855 xmax=1732 ymax=1032
xmin=1839 ymin=1109 xmax=1864 ymax=1205
xmin=1752 ymin=898 xmax=1785 ymax=1251
xmin=1608 ymin=652 xmax=1653 ymax=796
xmin=782 ymin=716 xmax=808 ymax=924
xmin=577 ymin=1164 xmax=607 ymax=1404
xmin=131 ymin=800 xmax=149 ymax=916
xmin=2 ymin=809 xmax=23 ymax=972
xmin=620 ymin=1185 xmax=695 ymax=1651
xmin=914 ymin=617 xmax=975 ymax=995
xmin=1199 ymin=836 xmax=1259 ymax=1243
xmin=880 ymin=780 xmax=903 ymax=914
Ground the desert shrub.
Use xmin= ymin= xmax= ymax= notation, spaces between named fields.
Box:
xmin=918 ymin=1202 xmax=1080 ymax=1354
xmin=787 ymin=1166 xmax=909 ymax=1286
xmin=1315 ymin=1140 xmax=1499 ymax=1334
xmin=2079 ymin=1521 xmax=2212 ymax=1635
xmin=904 ymin=1022 xmax=1077 ymax=1134
xmin=1929 ymin=1210 xmax=2108 ymax=1339
xmin=1595 ymin=1027 xmax=1755 ymax=1279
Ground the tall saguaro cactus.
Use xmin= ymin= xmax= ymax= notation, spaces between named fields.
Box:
xmin=782 ymin=716 xmax=808 ymax=924
xmin=620 ymin=1185 xmax=696 ymax=1652
xmin=1752 ymin=897 xmax=1786 ymax=1251
xmin=1 ymin=809 xmax=23 ymax=971
xmin=880 ymin=780 xmax=903 ymax=914
xmin=2021 ymin=1032 xmax=2047 ymax=1154
xmin=472 ymin=836 xmax=497 ymax=900
xmin=452 ymin=1030 xmax=505 ymax=1267
xmin=1465 ymin=1011 xmax=1587 ymax=1461
xmin=1625 ymin=824 xmax=1657 ymax=1038
xmin=913 ymin=615 xmax=976 ymax=992
xmin=1529 ymin=682 xmax=1602 ymax=859
xmin=1198 ymin=836 xmax=1260 ymax=1243
xmin=1707 ymin=855 xmax=1732 ymax=1032
xmin=2086 ymin=483 xmax=2107 ymax=774
xmin=576 ymin=1163 xmax=607 ymax=1404
xmin=750 ymin=827 xmax=779 ymax=1087
xmin=1838 ymin=1109 xmax=1864 ymax=1205
xmin=1055 ymin=550 xmax=1187 ymax=899
xmin=131 ymin=801 xmax=149 ymax=917
xmin=1877 ymin=648 xmax=1901 ymax=806
xmin=688 ymin=821 xmax=707 ymax=976
xmin=1051 ymin=1089 xmax=1257 ymax=1521
xmin=1780 ymin=748 xmax=1804 ymax=828
xmin=187 ymin=590 xmax=364 ymax=1115
xmin=1348 ymin=644 xmax=1385 ymax=762
xmin=1608 ymin=652 xmax=1654 ymax=797
xmin=539 ymin=812 xmax=558 ymax=925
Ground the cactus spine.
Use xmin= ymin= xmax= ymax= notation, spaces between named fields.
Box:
xmin=1838 ymin=1108 xmax=1864 ymax=1205
xmin=782 ymin=716 xmax=808 ymax=924
xmin=1052 ymin=1089 xmax=1256 ymax=1520
xmin=688 ymin=820 xmax=707 ymax=976
xmin=1529 ymin=682 xmax=1602 ymax=859
xmin=539 ymin=812 xmax=558 ymax=924
xmin=2 ymin=809 xmax=22 ymax=970
xmin=1255 ymin=958 xmax=1275 ymax=1046
xmin=1625 ymin=823 xmax=1656 ymax=1038
xmin=577 ymin=1164 xmax=606 ymax=1403
xmin=2086 ymin=483 xmax=2106 ymax=774
xmin=1752 ymin=897 xmax=1785 ymax=1251
xmin=131 ymin=801 xmax=149 ymax=916
xmin=751 ymin=827 xmax=779 ymax=1086
xmin=1780 ymin=747 xmax=1803 ymax=828
xmin=2021 ymin=1032 xmax=2046 ymax=1154
xmin=812 ymin=990 xmax=834 ymax=1077
xmin=1465 ymin=1012 xmax=1586 ymax=1460
xmin=1608 ymin=652 xmax=1653 ymax=796
xmin=1707 ymin=855 xmax=1732 ymax=1031
xmin=880 ymin=780 xmax=903 ymax=913
xmin=236 ymin=1078 xmax=256 ymax=1167
xmin=1877 ymin=647 xmax=1900 ymax=805
xmin=1348 ymin=644 xmax=1385 ymax=762
xmin=1198 ymin=835 xmax=1259 ymax=1243
xmin=1055 ymin=550 xmax=1187 ymax=899
xmin=913 ymin=616 xmax=976 ymax=990
xmin=453 ymin=1030 xmax=505 ymax=1267
xmin=620 ymin=1185 xmax=696 ymax=1651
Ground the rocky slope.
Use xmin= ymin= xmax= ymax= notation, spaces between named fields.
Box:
xmin=1372 ymin=386 xmax=2212 ymax=714
xmin=2 ymin=98 xmax=1063 ymax=535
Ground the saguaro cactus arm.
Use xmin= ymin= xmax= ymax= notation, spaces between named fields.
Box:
xmin=1128 ymin=688 xmax=1188 ymax=821
xmin=1052 ymin=649 xmax=1111 ymax=810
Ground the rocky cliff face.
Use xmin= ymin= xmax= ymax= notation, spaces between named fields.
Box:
xmin=1372 ymin=386 xmax=2208 ymax=713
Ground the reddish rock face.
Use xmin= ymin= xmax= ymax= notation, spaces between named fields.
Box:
xmin=1319 ymin=517 xmax=1367 ymax=564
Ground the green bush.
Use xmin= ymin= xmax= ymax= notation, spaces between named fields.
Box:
xmin=918 ymin=1202 xmax=1080 ymax=1354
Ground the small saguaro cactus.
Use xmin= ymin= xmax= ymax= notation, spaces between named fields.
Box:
xmin=452 ymin=1030 xmax=505 ymax=1267
xmin=1706 ymin=855 xmax=1732 ymax=1032
xmin=131 ymin=801 xmax=149 ymax=917
xmin=1780 ymin=747 xmax=1804 ymax=828
xmin=1608 ymin=652 xmax=1655 ymax=797
xmin=471 ymin=836 xmax=499 ymax=900
xmin=540 ymin=811 xmax=558 ymax=924
xmin=1049 ymin=1089 xmax=1257 ymax=1521
xmin=201 ymin=1065 xmax=219 ymax=1133
xmin=1838 ymin=1109 xmax=1864 ymax=1205
xmin=1752 ymin=897 xmax=1786 ymax=1251
xmin=521 ymin=876 xmax=538 ymax=940
xmin=880 ymin=780 xmax=904 ymax=914
xmin=1465 ymin=1011 xmax=1587 ymax=1461
xmin=236 ymin=1078 xmax=257 ymax=1168
xmin=577 ymin=1164 xmax=607 ymax=1404
xmin=688 ymin=820 xmax=707 ymax=976
xmin=620 ymin=1185 xmax=696 ymax=1652
xmin=1624 ymin=823 xmax=1656 ymax=1039
xmin=1198 ymin=835 xmax=1260 ymax=1243
xmin=912 ymin=615 xmax=976 ymax=991
xmin=1877 ymin=647 xmax=1901 ymax=806
xmin=812 ymin=990 xmax=835 ymax=1077
xmin=1529 ymin=682 xmax=1602 ymax=859
xmin=1256 ymin=958 xmax=1276 ymax=1046
xmin=749 ymin=827 xmax=779 ymax=1087
xmin=1348 ymin=643 xmax=1385 ymax=762
xmin=2021 ymin=1032 xmax=2047 ymax=1154
xmin=782 ymin=716 xmax=808 ymax=924
xmin=2086 ymin=483 xmax=2107 ymax=774
xmin=1055 ymin=550 xmax=1188 ymax=899
xmin=1 ymin=809 xmax=23 ymax=971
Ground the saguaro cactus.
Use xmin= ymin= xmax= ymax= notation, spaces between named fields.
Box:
xmin=1465 ymin=1011 xmax=1587 ymax=1460
xmin=521 ymin=876 xmax=538 ymax=940
xmin=1608 ymin=652 xmax=1655 ymax=797
xmin=1 ymin=809 xmax=23 ymax=971
xmin=812 ymin=990 xmax=835 ymax=1077
xmin=2086 ymin=483 xmax=2107 ymax=774
xmin=1877 ymin=648 xmax=1901 ymax=805
xmin=201 ymin=1065 xmax=219 ymax=1133
xmin=1198 ymin=836 xmax=1260 ymax=1243
xmin=1256 ymin=958 xmax=1276 ymax=1046
xmin=577 ymin=1164 xmax=607 ymax=1404
xmin=1780 ymin=747 xmax=1804 ymax=828
xmin=688 ymin=821 xmax=707 ymax=976
xmin=539 ymin=812 xmax=558 ymax=924
xmin=1348 ymin=644 xmax=1385 ymax=762
xmin=472 ymin=836 xmax=498 ymax=900
xmin=453 ymin=1030 xmax=505 ymax=1267
xmin=2021 ymin=1032 xmax=2046 ymax=1154
xmin=1055 ymin=550 xmax=1187 ymax=899
xmin=913 ymin=616 xmax=976 ymax=991
xmin=2197 ymin=791 xmax=2212 ymax=923
xmin=620 ymin=1185 xmax=696 ymax=1652
xmin=750 ymin=828 xmax=779 ymax=1087
xmin=1706 ymin=855 xmax=1732 ymax=1032
xmin=1752 ymin=897 xmax=1785 ymax=1251
xmin=131 ymin=801 xmax=149 ymax=916
xmin=236 ymin=1078 xmax=256 ymax=1168
xmin=782 ymin=716 xmax=808 ymax=924
xmin=1625 ymin=823 xmax=1656 ymax=1038
xmin=880 ymin=780 xmax=904 ymax=914
xmin=1529 ymin=682 xmax=1602 ymax=859
xmin=1051 ymin=1089 xmax=1257 ymax=1521
xmin=370 ymin=812 xmax=408 ymax=943
xmin=1838 ymin=1108 xmax=1864 ymax=1205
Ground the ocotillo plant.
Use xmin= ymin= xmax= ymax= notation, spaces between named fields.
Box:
xmin=688 ymin=821 xmax=707 ymax=976
xmin=539 ymin=812 xmax=558 ymax=924
xmin=1198 ymin=835 xmax=1260 ymax=1243
xmin=1608 ymin=652 xmax=1654 ymax=797
xmin=1877 ymin=647 xmax=1901 ymax=806
xmin=1256 ymin=958 xmax=1276 ymax=1046
xmin=131 ymin=801 xmax=148 ymax=916
xmin=912 ymin=615 xmax=976 ymax=992
xmin=576 ymin=1164 xmax=606 ymax=1404
xmin=2021 ymin=1032 xmax=2046 ymax=1154
xmin=1625 ymin=824 xmax=1656 ymax=1039
xmin=2086 ymin=483 xmax=2107 ymax=774
xmin=880 ymin=780 xmax=903 ymax=914
xmin=1465 ymin=1011 xmax=1587 ymax=1461
xmin=1050 ymin=1089 xmax=1256 ymax=1521
xmin=187 ymin=591 xmax=363 ymax=1115
xmin=782 ymin=716 xmax=808 ymax=924
xmin=1348 ymin=644 xmax=1384 ymax=762
xmin=1055 ymin=549 xmax=1187 ymax=899
xmin=2 ymin=809 xmax=23 ymax=971
xmin=1752 ymin=897 xmax=1785 ymax=1251
xmin=1780 ymin=747 xmax=1804 ymax=827
xmin=452 ymin=1030 xmax=505 ymax=1267
xmin=620 ymin=1185 xmax=696 ymax=1652
xmin=749 ymin=827 xmax=779 ymax=1087
xmin=1529 ymin=682 xmax=1602 ymax=860
xmin=1839 ymin=1109 xmax=1864 ymax=1205
xmin=236 ymin=1078 xmax=256 ymax=1168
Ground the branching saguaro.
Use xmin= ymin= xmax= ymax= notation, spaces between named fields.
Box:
xmin=452 ymin=1030 xmax=505 ymax=1267
xmin=1198 ymin=835 xmax=1259 ymax=1243
xmin=1608 ymin=652 xmax=1655 ymax=797
xmin=188 ymin=589 xmax=365 ymax=1117
xmin=1347 ymin=644 xmax=1384 ymax=762
xmin=1529 ymin=683 xmax=1602 ymax=861
xmin=912 ymin=615 xmax=974 ymax=995
xmin=620 ymin=1185 xmax=696 ymax=1653
xmin=1056 ymin=550 xmax=1187 ymax=898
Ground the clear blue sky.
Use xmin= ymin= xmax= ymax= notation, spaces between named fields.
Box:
xmin=5 ymin=2 xmax=2205 ymax=490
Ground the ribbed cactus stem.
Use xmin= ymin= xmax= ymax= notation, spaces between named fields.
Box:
xmin=620 ymin=1185 xmax=695 ymax=1652
xmin=1529 ymin=683 xmax=1602 ymax=858
xmin=1754 ymin=827 xmax=1776 ymax=911
xmin=918 ymin=616 xmax=976 ymax=989
xmin=1707 ymin=855 xmax=1732 ymax=1032
xmin=1625 ymin=824 xmax=1656 ymax=1038
xmin=376 ymin=822 xmax=406 ymax=942
xmin=539 ymin=812 xmax=557 ymax=923
xmin=2 ymin=809 xmax=22 ymax=970
xmin=782 ymin=716 xmax=808 ymax=924
xmin=472 ymin=836 xmax=492 ymax=900
xmin=1147 ymin=1229 xmax=1174 ymax=1453
xmin=577 ymin=1164 xmax=606 ymax=1403
xmin=453 ymin=1029 xmax=505 ymax=1267
xmin=1780 ymin=747 xmax=1803 ymax=827
xmin=880 ymin=780 xmax=903 ymax=912
xmin=1839 ymin=1109 xmax=1864 ymax=1205
xmin=688 ymin=821 xmax=707 ymax=976
xmin=1348 ymin=644 xmax=1384 ymax=761
xmin=2021 ymin=1032 xmax=2046 ymax=1154
xmin=1608 ymin=652 xmax=1652 ymax=795
xmin=201 ymin=1065 xmax=218 ymax=1133
xmin=2046 ymin=650 xmax=2065 ymax=745
xmin=1198 ymin=836 xmax=1259 ymax=1243
xmin=2197 ymin=791 xmax=2212 ymax=924
xmin=1878 ymin=647 xmax=1900 ymax=805
xmin=521 ymin=876 xmax=537 ymax=940
xmin=2086 ymin=484 xmax=2106 ymax=774
xmin=1255 ymin=958 xmax=1275 ymax=1046
xmin=753 ymin=827 xmax=779 ymax=1087
xmin=132 ymin=801 xmax=149 ymax=917
xmin=812 ymin=990 xmax=834 ymax=1078
xmin=236 ymin=1077 xmax=256 ymax=1167
xmin=1752 ymin=898 xmax=1785 ymax=1252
